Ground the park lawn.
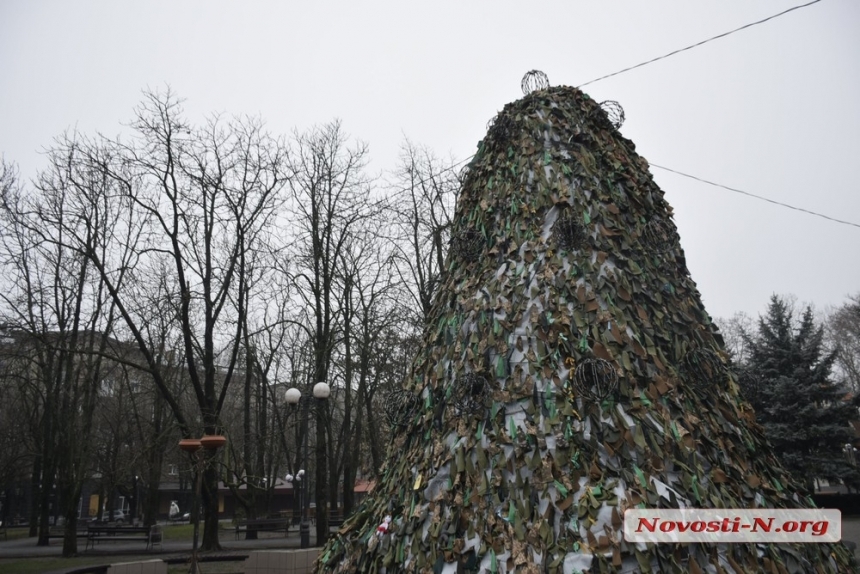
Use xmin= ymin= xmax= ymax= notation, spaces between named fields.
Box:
xmin=161 ymin=523 xmax=194 ymax=540
xmin=3 ymin=528 xmax=34 ymax=541
xmin=161 ymin=522 xmax=236 ymax=540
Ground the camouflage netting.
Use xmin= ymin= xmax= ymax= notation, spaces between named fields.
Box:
xmin=316 ymin=78 xmax=856 ymax=573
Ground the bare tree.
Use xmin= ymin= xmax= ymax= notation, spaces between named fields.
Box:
xmin=0 ymin=163 xmax=32 ymax=523
xmin=334 ymin=224 xmax=401 ymax=515
xmin=386 ymin=140 xmax=459 ymax=326
xmin=826 ymin=293 xmax=860 ymax=392
xmin=713 ymin=311 xmax=755 ymax=365
xmin=283 ymin=119 xmax=379 ymax=544
xmin=219 ymin=253 xmax=301 ymax=537
xmin=41 ymin=89 xmax=291 ymax=550
xmin=0 ymin=149 xmax=121 ymax=554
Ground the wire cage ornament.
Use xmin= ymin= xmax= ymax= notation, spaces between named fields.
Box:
xmin=641 ymin=218 xmax=678 ymax=254
xmin=521 ymin=70 xmax=550 ymax=95
xmin=553 ymin=211 xmax=588 ymax=252
xmin=568 ymin=358 xmax=619 ymax=402
xmin=681 ymin=348 xmax=728 ymax=391
xmin=451 ymin=229 xmax=485 ymax=261
xmin=451 ymin=373 xmax=490 ymax=416
xmin=486 ymin=113 xmax=517 ymax=144
xmin=595 ymin=100 xmax=626 ymax=129
xmin=383 ymin=388 xmax=421 ymax=429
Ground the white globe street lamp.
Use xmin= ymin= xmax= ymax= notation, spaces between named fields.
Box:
xmin=285 ymin=382 xmax=330 ymax=548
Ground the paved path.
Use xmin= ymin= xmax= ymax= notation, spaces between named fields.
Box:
xmin=3 ymin=518 xmax=859 ymax=571
xmin=840 ymin=516 xmax=860 ymax=550
xmin=0 ymin=528 xmax=314 ymax=559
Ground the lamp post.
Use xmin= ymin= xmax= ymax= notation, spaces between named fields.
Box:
xmin=129 ymin=474 xmax=138 ymax=524
xmin=285 ymin=382 xmax=330 ymax=548
xmin=179 ymin=434 xmax=227 ymax=574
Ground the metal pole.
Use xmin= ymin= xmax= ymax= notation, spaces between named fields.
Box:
xmin=190 ymin=453 xmax=203 ymax=574
xmin=300 ymin=397 xmax=310 ymax=549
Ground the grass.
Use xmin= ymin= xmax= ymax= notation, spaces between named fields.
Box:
xmin=2 ymin=528 xmax=34 ymax=542
xmin=161 ymin=522 xmax=238 ymax=541
xmin=162 ymin=523 xmax=195 ymax=540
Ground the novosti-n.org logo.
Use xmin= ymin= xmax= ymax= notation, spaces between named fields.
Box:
xmin=623 ymin=508 xmax=841 ymax=543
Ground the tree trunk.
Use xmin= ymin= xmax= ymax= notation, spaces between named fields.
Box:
xmin=200 ymin=458 xmax=221 ymax=551
xmin=62 ymin=488 xmax=81 ymax=556
xmin=343 ymin=372 xmax=365 ymax=516
xmin=144 ymin=473 xmax=160 ymax=527
xmin=364 ymin=390 xmax=383 ymax=475
xmin=342 ymin=439 xmax=358 ymax=517
xmin=28 ymin=458 xmax=40 ymax=537
xmin=315 ymin=403 xmax=329 ymax=546
xmin=36 ymin=482 xmax=51 ymax=546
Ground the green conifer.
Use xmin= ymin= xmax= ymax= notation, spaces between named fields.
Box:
xmin=740 ymin=296 xmax=859 ymax=494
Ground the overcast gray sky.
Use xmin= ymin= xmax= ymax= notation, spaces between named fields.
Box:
xmin=1 ymin=0 xmax=858 ymax=321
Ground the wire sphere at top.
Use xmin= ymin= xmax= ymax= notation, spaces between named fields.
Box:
xmin=383 ymin=387 xmax=421 ymax=429
xmin=521 ymin=70 xmax=550 ymax=95
xmin=451 ymin=373 xmax=490 ymax=416
xmin=642 ymin=218 xmax=678 ymax=254
xmin=451 ymin=229 xmax=485 ymax=261
xmin=553 ymin=212 xmax=588 ymax=252
xmin=486 ymin=113 xmax=517 ymax=144
xmin=571 ymin=358 xmax=619 ymax=402
xmin=681 ymin=348 xmax=727 ymax=391
xmin=597 ymin=100 xmax=625 ymax=129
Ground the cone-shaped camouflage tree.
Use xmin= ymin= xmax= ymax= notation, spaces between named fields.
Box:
xmin=317 ymin=73 xmax=856 ymax=574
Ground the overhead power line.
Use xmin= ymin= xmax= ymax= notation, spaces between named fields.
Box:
xmin=402 ymin=1 xmax=852 ymax=230
xmin=576 ymin=0 xmax=823 ymax=88
xmin=650 ymin=163 xmax=860 ymax=229
xmin=415 ymin=153 xmax=857 ymax=229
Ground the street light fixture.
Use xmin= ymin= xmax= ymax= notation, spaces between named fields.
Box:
xmin=285 ymin=381 xmax=330 ymax=548
xmin=179 ymin=434 xmax=227 ymax=574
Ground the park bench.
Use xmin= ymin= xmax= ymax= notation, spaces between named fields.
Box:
xmin=235 ymin=518 xmax=290 ymax=540
xmin=282 ymin=508 xmax=345 ymax=528
xmin=47 ymin=524 xmax=88 ymax=540
xmin=85 ymin=523 xmax=160 ymax=551
xmin=329 ymin=509 xmax=345 ymax=528
xmin=278 ymin=509 xmax=302 ymax=527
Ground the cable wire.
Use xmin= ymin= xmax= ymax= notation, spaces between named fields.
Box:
xmin=650 ymin=163 xmax=860 ymax=229
xmin=576 ymin=0 xmax=823 ymax=88
xmin=396 ymin=1 xmax=856 ymax=231
xmin=401 ymin=152 xmax=857 ymax=230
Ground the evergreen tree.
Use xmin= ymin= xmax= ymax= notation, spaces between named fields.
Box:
xmin=740 ymin=295 xmax=859 ymax=493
